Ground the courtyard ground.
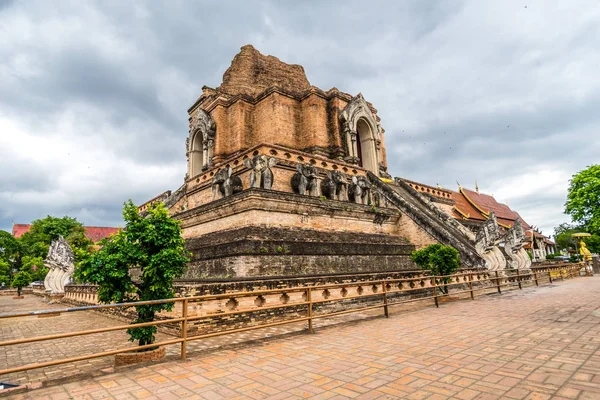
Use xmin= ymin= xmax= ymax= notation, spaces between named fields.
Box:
xmin=2 ymin=276 xmax=600 ymax=399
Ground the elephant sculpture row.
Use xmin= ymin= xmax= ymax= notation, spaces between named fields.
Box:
xmin=291 ymin=163 xmax=387 ymax=206
xmin=212 ymin=156 xmax=278 ymax=200
xmin=211 ymin=160 xmax=388 ymax=208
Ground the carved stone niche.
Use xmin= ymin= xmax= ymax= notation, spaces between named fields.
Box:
xmin=291 ymin=163 xmax=318 ymax=196
xmin=211 ymin=166 xmax=243 ymax=200
xmin=340 ymin=94 xmax=382 ymax=175
xmin=243 ymin=155 xmax=277 ymax=189
xmin=187 ymin=109 xmax=216 ymax=178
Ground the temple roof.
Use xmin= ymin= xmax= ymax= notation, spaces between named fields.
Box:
xmin=12 ymin=224 xmax=119 ymax=243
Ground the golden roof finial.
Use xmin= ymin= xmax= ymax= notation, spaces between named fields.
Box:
xmin=475 ymin=180 xmax=479 ymax=193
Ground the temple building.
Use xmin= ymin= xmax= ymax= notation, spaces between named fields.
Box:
xmin=140 ymin=45 xmax=546 ymax=278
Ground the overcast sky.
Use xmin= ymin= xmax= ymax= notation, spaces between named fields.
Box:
xmin=1 ymin=0 xmax=599 ymax=238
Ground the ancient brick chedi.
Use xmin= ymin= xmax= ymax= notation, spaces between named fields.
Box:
xmin=141 ymin=45 xmax=535 ymax=278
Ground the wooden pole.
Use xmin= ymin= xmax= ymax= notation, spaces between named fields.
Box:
xmin=381 ymin=281 xmax=389 ymax=318
xmin=181 ymin=298 xmax=188 ymax=361
xmin=468 ymin=274 xmax=474 ymax=300
xmin=433 ymin=282 xmax=439 ymax=308
xmin=306 ymin=288 xmax=314 ymax=334
xmin=516 ymin=269 xmax=522 ymax=290
xmin=495 ymin=271 xmax=502 ymax=294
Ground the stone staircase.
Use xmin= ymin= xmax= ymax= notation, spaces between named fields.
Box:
xmin=368 ymin=172 xmax=483 ymax=267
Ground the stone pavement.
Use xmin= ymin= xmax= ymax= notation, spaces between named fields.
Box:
xmin=3 ymin=276 xmax=600 ymax=399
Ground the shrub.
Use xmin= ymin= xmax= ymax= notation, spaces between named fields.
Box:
xmin=12 ymin=271 xmax=32 ymax=296
xmin=410 ymin=244 xmax=460 ymax=294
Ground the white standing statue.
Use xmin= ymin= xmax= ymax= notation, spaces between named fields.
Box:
xmin=43 ymin=236 xmax=75 ymax=294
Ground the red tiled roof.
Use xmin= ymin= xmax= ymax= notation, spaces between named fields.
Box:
xmin=83 ymin=226 xmax=120 ymax=243
xmin=11 ymin=224 xmax=119 ymax=243
xmin=460 ymin=188 xmax=521 ymax=221
xmin=450 ymin=191 xmax=487 ymax=221
xmin=11 ymin=224 xmax=31 ymax=238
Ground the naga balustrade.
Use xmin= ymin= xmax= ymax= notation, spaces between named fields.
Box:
xmin=0 ymin=263 xmax=586 ymax=378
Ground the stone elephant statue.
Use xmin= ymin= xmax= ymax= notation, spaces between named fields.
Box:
xmin=243 ymin=155 xmax=277 ymax=189
xmin=348 ymin=176 xmax=371 ymax=204
xmin=212 ymin=166 xmax=243 ymax=200
xmin=320 ymin=170 xmax=348 ymax=201
xmin=291 ymin=163 xmax=318 ymax=196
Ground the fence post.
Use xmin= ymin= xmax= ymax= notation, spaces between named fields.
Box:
xmin=306 ymin=288 xmax=314 ymax=334
xmin=181 ymin=298 xmax=188 ymax=361
xmin=433 ymin=280 xmax=439 ymax=308
xmin=495 ymin=271 xmax=502 ymax=294
xmin=516 ymin=269 xmax=522 ymax=290
xmin=548 ymin=268 xmax=553 ymax=284
xmin=468 ymin=274 xmax=474 ymax=300
xmin=381 ymin=281 xmax=389 ymax=318
xmin=534 ymin=270 xmax=539 ymax=286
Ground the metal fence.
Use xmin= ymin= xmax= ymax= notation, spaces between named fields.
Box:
xmin=0 ymin=263 xmax=586 ymax=378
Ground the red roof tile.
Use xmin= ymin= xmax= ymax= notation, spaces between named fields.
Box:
xmin=450 ymin=191 xmax=487 ymax=221
xmin=11 ymin=224 xmax=31 ymax=238
xmin=11 ymin=224 xmax=119 ymax=243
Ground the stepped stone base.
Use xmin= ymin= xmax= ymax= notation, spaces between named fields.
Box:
xmin=183 ymin=226 xmax=415 ymax=279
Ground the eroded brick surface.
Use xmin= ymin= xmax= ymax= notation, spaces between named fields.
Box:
xmin=3 ymin=276 xmax=600 ymax=399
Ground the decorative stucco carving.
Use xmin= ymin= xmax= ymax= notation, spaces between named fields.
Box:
xmin=320 ymin=170 xmax=348 ymax=201
xmin=474 ymin=213 xmax=506 ymax=271
xmin=43 ymin=236 xmax=75 ymax=294
xmin=291 ymin=163 xmax=318 ymax=196
xmin=339 ymin=94 xmax=381 ymax=173
xmin=212 ymin=167 xmax=243 ymax=200
xmin=243 ymin=155 xmax=277 ymax=190
xmin=188 ymin=109 xmax=216 ymax=175
xmin=504 ymin=218 xmax=532 ymax=270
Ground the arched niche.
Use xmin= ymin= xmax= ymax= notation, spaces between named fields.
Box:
xmin=187 ymin=109 xmax=216 ymax=179
xmin=340 ymin=94 xmax=381 ymax=175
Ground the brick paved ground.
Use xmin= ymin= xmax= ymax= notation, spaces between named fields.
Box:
xmin=2 ymin=276 xmax=600 ymax=399
xmin=0 ymin=294 xmax=386 ymax=386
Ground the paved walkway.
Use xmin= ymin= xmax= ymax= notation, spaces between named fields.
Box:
xmin=4 ymin=276 xmax=600 ymax=399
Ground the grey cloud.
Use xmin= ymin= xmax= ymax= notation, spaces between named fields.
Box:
xmin=1 ymin=0 xmax=599 ymax=237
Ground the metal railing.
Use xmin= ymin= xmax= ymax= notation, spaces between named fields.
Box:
xmin=0 ymin=263 xmax=586 ymax=378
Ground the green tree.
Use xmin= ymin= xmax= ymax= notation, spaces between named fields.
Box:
xmin=18 ymin=216 xmax=93 ymax=270
xmin=12 ymin=271 xmax=32 ymax=296
xmin=410 ymin=244 xmax=461 ymax=294
xmin=76 ymin=200 xmax=189 ymax=347
xmin=0 ymin=259 xmax=11 ymax=287
xmin=0 ymin=230 xmax=21 ymax=269
xmin=20 ymin=255 xmax=47 ymax=281
xmin=553 ymin=223 xmax=600 ymax=254
xmin=565 ymin=165 xmax=600 ymax=235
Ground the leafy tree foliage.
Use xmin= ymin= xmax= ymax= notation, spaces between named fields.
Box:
xmin=76 ymin=200 xmax=189 ymax=347
xmin=411 ymin=244 xmax=461 ymax=294
xmin=18 ymin=216 xmax=94 ymax=270
xmin=565 ymin=165 xmax=600 ymax=235
xmin=0 ymin=259 xmax=11 ymax=287
xmin=20 ymin=256 xmax=47 ymax=282
xmin=0 ymin=230 xmax=21 ymax=275
xmin=553 ymin=223 xmax=600 ymax=254
xmin=12 ymin=271 xmax=32 ymax=296
xmin=20 ymin=216 xmax=93 ymax=263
